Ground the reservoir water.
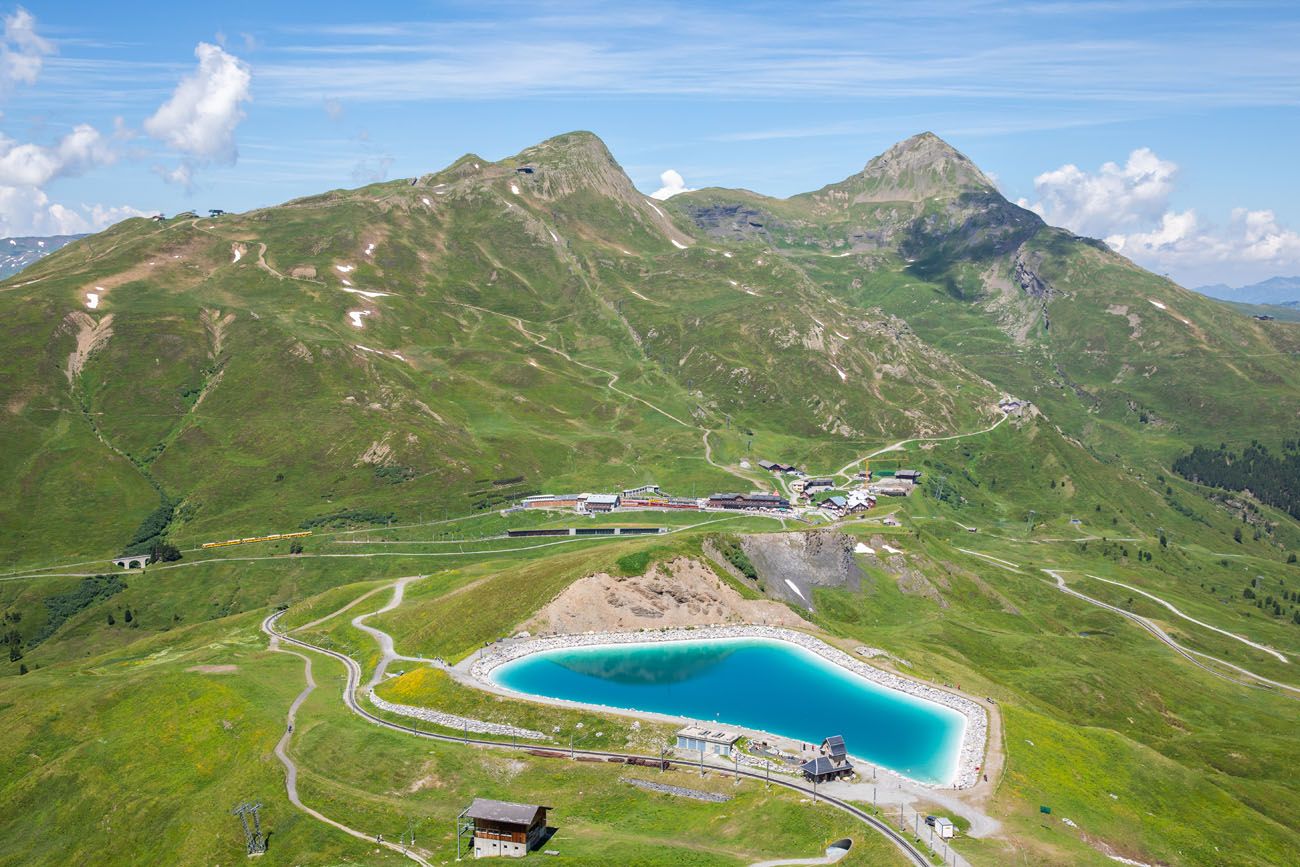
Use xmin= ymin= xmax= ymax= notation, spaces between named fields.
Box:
xmin=490 ymin=637 xmax=965 ymax=785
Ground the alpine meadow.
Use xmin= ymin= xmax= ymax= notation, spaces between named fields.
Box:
xmin=3 ymin=7 xmax=1300 ymax=867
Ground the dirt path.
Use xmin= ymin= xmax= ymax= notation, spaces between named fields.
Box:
xmin=1083 ymin=573 xmax=1287 ymax=663
xmin=255 ymin=243 xmax=284 ymax=279
xmin=267 ymin=626 xmax=434 ymax=865
xmin=293 ymin=582 xmax=392 ymax=633
xmin=443 ymin=300 xmax=696 ymax=428
xmin=749 ymin=840 xmax=851 ymax=867
xmin=351 ymin=575 xmax=445 ymax=688
xmin=704 ymin=429 xmax=768 ymax=488
xmin=1044 ymin=569 xmax=1300 ymax=698
xmin=443 ymin=299 xmax=766 ymax=489
xmin=833 ymin=413 xmax=1008 ymax=480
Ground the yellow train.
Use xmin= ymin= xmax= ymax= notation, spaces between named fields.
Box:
xmin=201 ymin=531 xmax=312 ymax=549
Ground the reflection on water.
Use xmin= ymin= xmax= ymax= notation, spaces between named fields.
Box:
xmin=548 ymin=643 xmax=738 ymax=685
xmin=494 ymin=637 xmax=965 ymax=785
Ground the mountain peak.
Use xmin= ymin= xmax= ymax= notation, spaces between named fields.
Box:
xmin=516 ymin=130 xmax=618 ymax=171
xmin=506 ymin=129 xmax=650 ymax=205
xmin=845 ymin=132 xmax=997 ymax=203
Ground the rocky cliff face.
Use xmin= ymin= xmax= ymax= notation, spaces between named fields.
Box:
xmin=674 ymin=200 xmax=781 ymax=243
xmin=740 ymin=531 xmax=864 ymax=609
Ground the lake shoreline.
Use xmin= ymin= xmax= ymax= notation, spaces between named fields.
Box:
xmin=464 ymin=624 xmax=987 ymax=789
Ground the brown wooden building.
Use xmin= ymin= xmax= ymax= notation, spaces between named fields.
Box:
xmin=706 ymin=492 xmax=791 ymax=511
xmin=463 ymin=798 xmax=550 ymax=858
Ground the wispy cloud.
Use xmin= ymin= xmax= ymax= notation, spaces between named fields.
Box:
xmin=239 ymin=5 xmax=1300 ymax=109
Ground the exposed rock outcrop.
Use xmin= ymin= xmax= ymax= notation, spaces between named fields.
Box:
xmin=740 ymin=531 xmax=864 ymax=609
xmin=526 ymin=557 xmax=810 ymax=633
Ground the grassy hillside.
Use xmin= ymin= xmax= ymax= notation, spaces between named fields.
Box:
xmin=1 ymin=129 xmax=1299 ymax=867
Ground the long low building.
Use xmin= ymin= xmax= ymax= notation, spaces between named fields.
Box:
xmin=584 ymin=493 xmax=620 ymax=512
xmin=706 ymin=492 xmax=791 ymax=511
xmin=521 ymin=494 xmax=583 ymax=509
xmin=675 ymin=725 xmax=741 ymax=757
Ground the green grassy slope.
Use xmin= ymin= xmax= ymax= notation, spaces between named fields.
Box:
xmin=0 ymin=132 xmax=1001 ymax=571
xmin=1 ymin=129 xmax=1299 ymax=867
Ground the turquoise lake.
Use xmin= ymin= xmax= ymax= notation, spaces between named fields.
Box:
xmin=490 ymin=637 xmax=965 ymax=785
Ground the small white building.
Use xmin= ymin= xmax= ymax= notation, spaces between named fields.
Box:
xmin=675 ymin=725 xmax=740 ymax=757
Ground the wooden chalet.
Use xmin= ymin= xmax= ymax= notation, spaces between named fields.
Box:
xmin=463 ymin=798 xmax=550 ymax=859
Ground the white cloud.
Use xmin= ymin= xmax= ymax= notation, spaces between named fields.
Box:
xmin=153 ymin=161 xmax=193 ymax=189
xmin=145 ymin=42 xmax=251 ymax=186
xmin=0 ymin=7 xmax=53 ymax=92
xmin=0 ymin=123 xmax=134 ymax=237
xmin=0 ymin=124 xmax=115 ymax=187
xmin=650 ymin=168 xmax=693 ymax=200
xmin=1019 ymin=148 xmax=1177 ymax=237
xmin=0 ymin=11 xmax=148 ymax=238
xmin=0 ymin=185 xmax=147 ymax=237
xmin=1107 ymin=207 xmax=1300 ymax=278
xmin=1024 ymin=148 xmax=1300 ymax=284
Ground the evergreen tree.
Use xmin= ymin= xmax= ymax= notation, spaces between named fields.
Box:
xmin=1174 ymin=440 xmax=1300 ymax=520
xmin=107 ymin=612 xmax=115 ymax=626
xmin=123 ymin=608 xmax=132 ymax=623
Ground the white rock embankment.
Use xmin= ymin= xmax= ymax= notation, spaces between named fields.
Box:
xmin=469 ymin=624 xmax=987 ymax=789
xmin=367 ymin=691 xmax=545 ymax=740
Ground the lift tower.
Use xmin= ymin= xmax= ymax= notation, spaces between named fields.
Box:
xmin=232 ymin=801 xmax=268 ymax=856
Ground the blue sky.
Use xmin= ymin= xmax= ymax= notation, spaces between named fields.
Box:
xmin=3 ymin=0 xmax=1299 ymax=286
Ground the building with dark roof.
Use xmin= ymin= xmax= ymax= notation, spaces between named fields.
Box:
xmin=758 ymin=460 xmax=796 ymax=473
xmin=706 ymin=493 xmax=790 ymax=511
xmin=800 ymin=755 xmax=854 ymax=783
xmin=894 ymin=469 xmax=922 ymax=482
xmin=821 ymin=735 xmax=848 ymax=764
xmin=462 ymin=798 xmax=551 ymax=859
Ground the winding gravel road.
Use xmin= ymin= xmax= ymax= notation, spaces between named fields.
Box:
xmin=1044 ymin=569 xmax=1300 ymax=699
xmin=1083 ymin=573 xmax=1287 ymax=663
xmin=267 ymin=622 xmax=434 ymax=865
xmin=351 ymin=575 xmax=445 ymax=688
